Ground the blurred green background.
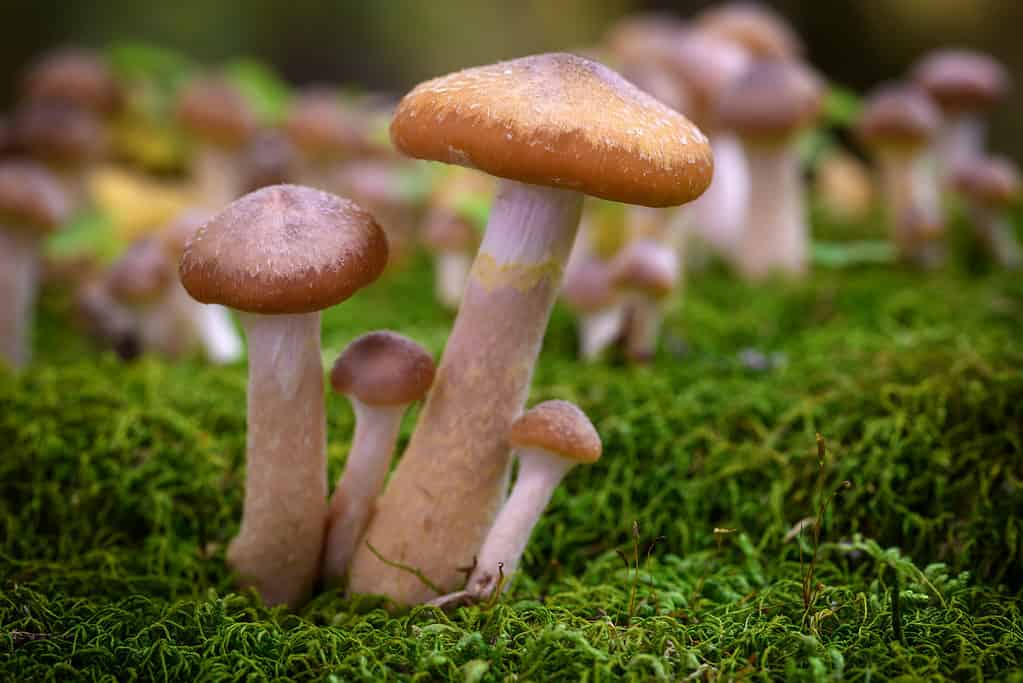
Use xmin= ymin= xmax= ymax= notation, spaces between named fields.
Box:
xmin=2 ymin=0 xmax=1020 ymax=156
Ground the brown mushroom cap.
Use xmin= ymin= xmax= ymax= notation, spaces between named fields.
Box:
xmin=177 ymin=77 xmax=258 ymax=149
xmin=509 ymin=399 xmax=602 ymax=465
xmin=857 ymin=84 xmax=941 ymax=150
xmin=284 ymin=88 xmax=359 ymax=159
xmin=179 ymin=184 xmax=388 ymax=314
xmin=609 ymin=239 xmax=677 ymax=299
xmin=0 ymin=160 xmax=71 ymax=231
xmin=914 ymin=49 xmax=1010 ymax=112
xmin=330 ymin=331 xmax=436 ymax=406
xmin=390 ymin=53 xmax=713 ymax=208
xmin=952 ymin=156 xmax=1021 ymax=207
xmin=562 ymin=257 xmax=617 ymax=312
xmin=605 ymin=13 xmax=688 ymax=67
xmin=160 ymin=209 xmax=214 ymax=260
xmin=717 ymin=60 xmax=823 ymax=141
xmin=241 ymin=129 xmax=299 ymax=192
xmin=421 ymin=210 xmax=477 ymax=251
xmin=22 ymin=48 xmax=120 ymax=116
xmin=695 ymin=2 xmax=803 ymax=60
xmin=106 ymin=237 xmax=174 ymax=305
xmin=663 ymin=31 xmax=751 ymax=130
xmin=14 ymin=100 xmax=106 ymax=166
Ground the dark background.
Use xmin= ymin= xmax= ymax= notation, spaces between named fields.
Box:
xmin=3 ymin=0 xmax=1020 ymax=156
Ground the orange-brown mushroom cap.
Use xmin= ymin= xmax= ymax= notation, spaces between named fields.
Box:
xmin=330 ymin=331 xmax=436 ymax=406
xmin=179 ymin=184 xmax=389 ymax=314
xmin=390 ymin=53 xmax=713 ymax=208
xmin=952 ymin=156 xmax=1021 ymax=207
xmin=0 ymin=160 xmax=71 ymax=231
xmin=510 ymin=400 xmax=602 ymax=465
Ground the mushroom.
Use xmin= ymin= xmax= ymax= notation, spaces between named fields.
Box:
xmin=106 ymin=236 xmax=184 ymax=358
xmin=717 ymin=60 xmax=823 ymax=279
xmin=913 ymin=50 xmax=1010 ymax=179
xmin=74 ymin=276 xmax=140 ymax=360
xmin=694 ymin=2 xmax=804 ymax=61
xmin=609 ymin=238 xmax=679 ymax=363
xmin=562 ymin=246 xmax=624 ymax=362
xmin=952 ymin=155 xmax=1022 ymax=269
xmin=430 ymin=400 xmax=601 ymax=607
xmin=322 ymin=331 xmax=436 ymax=585
xmin=284 ymin=88 xmax=359 ymax=190
xmin=22 ymin=47 xmax=121 ymax=118
xmin=179 ymin=184 xmax=388 ymax=607
xmin=177 ymin=77 xmax=258 ymax=210
xmin=347 ymin=53 xmax=712 ymax=605
xmin=813 ymin=150 xmax=874 ymax=223
xmin=240 ymin=128 xmax=299 ymax=193
xmin=0 ymin=161 xmax=70 ymax=369
xmin=856 ymin=84 xmax=943 ymax=265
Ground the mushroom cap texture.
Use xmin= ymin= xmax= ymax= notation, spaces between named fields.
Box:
xmin=609 ymin=239 xmax=677 ymax=299
xmin=179 ymin=184 xmax=389 ymax=314
xmin=914 ymin=49 xmax=1010 ymax=111
xmin=953 ymin=156 xmax=1021 ymax=207
xmin=857 ymin=84 xmax=941 ymax=149
xmin=22 ymin=48 xmax=120 ymax=116
xmin=177 ymin=77 xmax=258 ymax=148
xmin=331 ymin=330 xmax=437 ymax=406
xmin=510 ymin=400 xmax=602 ymax=464
xmin=695 ymin=2 xmax=804 ymax=60
xmin=390 ymin=52 xmax=713 ymax=208
xmin=284 ymin=89 xmax=359 ymax=158
xmin=0 ymin=160 xmax=71 ymax=231
xmin=107 ymin=238 xmax=174 ymax=304
xmin=717 ymin=60 xmax=823 ymax=139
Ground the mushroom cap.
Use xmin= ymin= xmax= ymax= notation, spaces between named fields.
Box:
xmin=242 ymin=129 xmax=299 ymax=192
xmin=179 ymin=184 xmax=389 ymax=314
xmin=160 ymin=209 xmax=213 ymax=260
xmin=561 ymin=256 xmax=617 ymax=312
xmin=14 ymin=100 xmax=106 ymax=165
xmin=717 ymin=60 xmax=823 ymax=140
xmin=510 ymin=399 xmax=602 ymax=465
xmin=330 ymin=330 xmax=436 ymax=406
xmin=22 ymin=48 xmax=120 ymax=116
xmin=421 ymin=209 xmax=477 ymax=251
xmin=952 ymin=156 xmax=1021 ymax=207
xmin=663 ymin=31 xmax=751 ymax=129
xmin=619 ymin=61 xmax=691 ymax=114
xmin=284 ymin=88 xmax=359 ymax=159
xmin=107 ymin=237 xmax=174 ymax=305
xmin=390 ymin=53 xmax=713 ymax=208
xmin=605 ymin=13 xmax=688 ymax=67
xmin=609 ymin=239 xmax=678 ymax=299
xmin=0 ymin=160 xmax=71 ymax=231
xmin=914 ymin=49 xmax=1010 ymax=112
xmin=177 ymin=77 xmax=258 ymax=148
xmin=857 ymin=84 xmax=941 ymax=150
xmin=695 ymin=2 xmax=803 ymax=60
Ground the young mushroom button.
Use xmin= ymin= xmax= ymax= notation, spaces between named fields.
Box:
xmin=179 ymin=184 xmax=388 ymax=608
xmin=322 ymin=331 xmax=436 ymax=585
xmin=348 ymin=52 xmax=711 ymax=605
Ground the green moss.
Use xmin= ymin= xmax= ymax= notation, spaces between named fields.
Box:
xmin=2 ymin=254 xmax=1022 ymax=680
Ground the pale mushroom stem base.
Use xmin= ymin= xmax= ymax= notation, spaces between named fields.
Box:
xmin=937 ymin=115 xmax=985 ymax=179
xmin=624 ymin=296 xmax=666 ymax=363
xmin=435 ymin=251 xmax=472 ymax=310
xmin=736 ymin=142 xmax=807 ymax=280
xmin=0 ymin=228 xmax=40 ymax=370
xmin=877 ymin=151 xmax=944 ymax=265
xmin=579 ymin=305 xmax=626 ymax=361
xmin=229 ymin=311 xmax=328 ymax=608
xmin=347 ymin=179 xmax=583 ymax=605
xmin=322 ymin=401 xmax=405 ymax=585
xmin=171 ymin=280 xmax=243 ymax=364
xmin=692 ymin=133 xmax=750 ymax=258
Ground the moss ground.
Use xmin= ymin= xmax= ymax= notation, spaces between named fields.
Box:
xmin=2 ymin=239 xmax=1022 ymax=680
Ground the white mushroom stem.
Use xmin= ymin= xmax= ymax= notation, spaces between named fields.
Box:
xmin=736 ymin=140 xmax=807 ymax=280
xmin=349 ymin=179 xmax=583 ymax=604
xmin=435 ymin=251 xmax=473 ymax=310
xmin=169 ymin=281 xmax=242 ymax=364
xmin=624 ymin=296 xmax=667 ymax=362
xmin=968 ymin=205 xmax=1022 ymax=269
xmin=195 ymin=145 xmax=243 ymax=210
xmin=0 ymin=228 xmax=41 ymax=369
xmin=691 ymin=133 xmax=750 ymax=258
xmin=876 ymin=149 xmax=944 ymax=262
xmin=322 ymin=400 xmax=406 ymax=584
xmin=579 ymin=306 xmax=626 ymax=361
xmin=229 ymin=311 xmax=328 ymax=607
xmin=936 ymin=114 xmax=986 ymax=179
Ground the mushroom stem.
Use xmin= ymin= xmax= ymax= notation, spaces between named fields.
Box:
xmin=322 ymin=400 xmax=405 ymax=584
xmin=195 ymin=145 xmax=242 ymax=210
xmin=736 ymin=141 xmax=807 ymax=279
xmin=170 ymin=281 xmax=242 ymax=364
xmin=691 ymin=133 xmax=750 ymax=257
xmin=0 ymin=228 xmax=40 ymax=369
xmin=579 ymin=305 xmax=626 ymax=361
xmin=624 ymin=296 xmax=665 ymax=362
xmin=937 ymin=114 xmax=985 ymax=176
xmin=969 ymin=205 xmax=1022 ymax=269
xmin=348 ymin=179 xmax=583 ymax=603
xmin=435 ymin=251 xmax=472 ymax=310
xmin=229 ymin=311 xmax=328 ymax=607
xmin=876 ymin=150 xmax=943 ymax=263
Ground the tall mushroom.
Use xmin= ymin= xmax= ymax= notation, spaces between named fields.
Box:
xmin=609 ymin=238 xmax=679 ymax=363
xmin=322 ymin=331 xmax=436 ymax=585
xmin=717 ymin=60 xmax=823 ymax=279
xmin=952 ymin=155 xmax=1022 ymax=269
xmin=347 ymin=53 xmax=712 ymax=605
xmin=106 ymin=236 xmax=183 ymax=357
xmin=0 ymin=161 xmax=70 ymax=369
xmin=694 ymin=2 xmax=804 ymax=61
xmin=179 ymin=184 xmax=388 ymax=607
xmin=562 ymin=246 xmax=624 ymax=362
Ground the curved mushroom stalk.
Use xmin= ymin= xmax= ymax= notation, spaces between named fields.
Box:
xmin=229 ymin=311 xmax=328 ymax=607
xmin=0 ymin=229 xmax=41 ymax=369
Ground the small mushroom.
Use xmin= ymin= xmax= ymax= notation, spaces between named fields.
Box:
xmin=952 ymin=156 xmax=1022 ymax=269
xmin=180 ymin=184 xmax=388 ymax=607
xmin=0 ymin=161 xmax=70 ymax=369
xmin=106 ymin=236 xmax=183 ymax=357
xmin=322 ymin=331 xmax=436 ymax=585
xmin=284 ymin=88 xmax=360 ymax=190
xmin=562 ymin=246 xmax=624 ymax=362
xmin=240 ymin=128 xmax=299 ymax=193
xmin=74 ymin=276 xmax=140 ymax=360
xmin=22 ymin=47 xmax=121 ymax=117
xmin=695 ymin=2 xmax=804 ymax=61
xmin=609 ymin=238 xmax=679 ymax=363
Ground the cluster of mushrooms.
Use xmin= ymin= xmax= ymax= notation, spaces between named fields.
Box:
xmin=0 ymin=4 xmax=1018 ymax=610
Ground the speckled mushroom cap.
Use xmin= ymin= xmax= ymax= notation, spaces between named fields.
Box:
xmin=23 ymin=48 xmax=120 ymax=116
xmin=107 ymin=238 xmax=174 ymax=305
xmin=284 ymin=89 xmax=359 ymax=159
xmin=179 ymin=184 xmax=389 ymax=314
xmin=0 ymin=161 xmax=71 ymax=231
xmin=695 ymin=2 xmax=803 ymax=60
xmin=331 ymin=331 xmax=436 ymax=406
xmin=177 ymin=77 xmax=258 ymax=149
xmin=390 ymin=53 xmax=713 ymax=208
xmin=14 ymin=100 xmax=106 ymax=166
xmin=160 ymin=209 xmax=213 ymax=260
xmin=717 ymin=60 xmax=823 ymax=141
xmin=913 ymin=50 xmax=1010 ymax=112
xmin=509 ymin=400 xmax=602 ymax=465
xmin=609 ymin=239 xmax=677 ymax=299
xmin=857 ymin=84 xmax=941 ymax=150
xmin=952 ymin=156 xmax=1021 ymax=207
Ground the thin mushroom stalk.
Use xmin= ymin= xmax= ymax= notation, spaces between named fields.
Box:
xmin=0 ymin=230 xmax=41 ymax=369
xmin=970 ymin=205 xmax=1022 ymax=268
xmin=691 ymin=132 xmax=750 ymax=258
xmin=435 ymin=251 xmax=473 ymax=310
xmin=876 ymin=150 xmax=943 ymax=264
xmin=230 ymin=311 xmax=328 ymax=607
